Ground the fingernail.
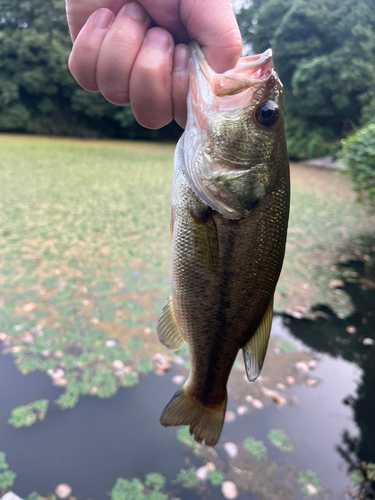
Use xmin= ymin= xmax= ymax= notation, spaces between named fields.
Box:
xmin=174 ymin=45 xmax=188 ymax=71
xmin=93 ymin=9 xmax=114 ymax=29
xmin=124 ymin=2 xmax=148 ymax=24
xmin=145 ymin=28 xmax=172 ymax=50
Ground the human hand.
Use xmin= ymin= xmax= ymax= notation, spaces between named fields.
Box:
xmin=66 ymin=0 xmax=242 ymax=129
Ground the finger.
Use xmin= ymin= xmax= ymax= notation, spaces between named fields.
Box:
xmin=181 ymin=0 xmax=242 ymax=73
xmin=130 ymin=28 xmax=174 ymax=129
xmin=68 ymin=9 xmax=115 ymax=92
xmin=66 ymin=0 xmax=129 ymax=42
xmin=96 ymin=2 xmax=151 ymax=105
xmin=172 ymin=44 xmax=189 ymax=129
xmin=136 ymin=0 xmax=242 ymax=73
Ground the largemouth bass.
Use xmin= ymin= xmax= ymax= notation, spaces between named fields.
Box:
xmin=157 ymin=42 xmax=290 ymax=447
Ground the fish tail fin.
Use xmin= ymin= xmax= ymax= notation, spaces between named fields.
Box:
xmin=160 ymin=387 xmax=227 ymax=447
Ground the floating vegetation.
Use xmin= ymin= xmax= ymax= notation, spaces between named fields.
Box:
xmin=136 ymin=356 xmax=154 ymax=374
xmin=110 ymin=474 xmax=168 ymax=500
xmin=298 ymin=470 xmax=321 ymax=496
xmin=274 ymin=337 xmax=298 ymax=354
xmin=144 ymin=473 xmax=166 ymax=491
xmin=120 ymin=372 xmax=139 ymax=388
xmin=128 ymin=336 xmax=144 ymax=351
xmin=8 ymin=399 xmax=49 ymax=428
xmin=351 ymin=470 xmax=364 ymax=484
xmin=207 ymin=470 xmax=225 ymax=486
xmin=110 ymin=478 xmax=145 ymax=500
xmin=0 ymin=452 xmax=16 ymax=492
xmin=267 ymin=429 xmax=294 ymax=453
xmin=243 ymin=437 xmax=268 ymax=460
xmin=176 ymin=427 xmax=196 ymax=448
xmin=173 ymin=467 xmax=199 ymax=488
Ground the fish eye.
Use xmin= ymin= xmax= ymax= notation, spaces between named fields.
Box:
xmin=255 ymin=101 xmax=279 ymax=127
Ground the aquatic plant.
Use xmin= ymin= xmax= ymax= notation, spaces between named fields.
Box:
xmin=144 ymin=473 xmax=166 ymax=491
xmin=146 ymin=491 xmax=168 ymax=500
xmin=120 ymin=372 xmax=139 ymax=387
xmin=26 ymin=493 xmax=44 ymax=500
xmin=8 ymin=399 xmax=49 ymax=428
xmin=207 ymin=470 xmax=225 ymax=486
xmin=243 ymin=437 xmax=268 ymax=460
xmin=128 ymin=336 xmax=144 ymax=351
xmin=267 ymin=429 xmax=294 ymax=453
xmin=91 ymin=368 xmax=117 ymax=398
xmin=136 ymin=357 xmax=154 ymax=374
xmin=56 ymin=391 xmax=80 ymax=410
xmin=173 ymin=468 xmax=199 ymax=488
xmin=176 ymin=427 xmax=196 ymax=448
xmin=110 ymin=478 xmax=146 ymax=500
xmin=298 ymin=470 xmax=321 ymax=496
xmin=0 ymin=452 xmax=16 ymax=492
xmin=351 ymin=470 xmax=364 ymax=484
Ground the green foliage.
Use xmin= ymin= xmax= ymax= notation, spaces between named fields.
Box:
xmin=144 ymin=473 xmax=166 ymax=491
xmin=128 ymin=336 xmax=144 ymax=351
xmin=0 ymin=452 xmax=16 ymax=492
xmin=110 ymin=478 xmax=146 ymax=500
xmin=0 ymin=453 xmax=8 ymax=471
xmin=206 ymin=470 xmax=224 ymax=486
xmin=176 ymin=427 xmax=196 ymax=448
xmin=340 ymin=123 xmax=375 ymax=208
xmin=173 ymin=468 xmax=199 ymax=488
xmin=26 ymin=493 xmax=44 ymax=500
xmin=243 ymin=437 xmax=268 ymax=460
xmin=267 ymin=429 xmax=294 ymax=452
xmin=298 ymin=470 xmax=321 ymax=495
xmin=237 ymin=0 xmax=375 ymax=159
xmin=351 ymin=470 xmax=364 ymax=484
xmin=136 ymin=356 xmax=154 ymax=374
xmin=120 ymin=372 xmax=140 ymax=388
xmin=8 ymin=399 xmax=49 ymax=428
xmin=91 ymin=368 xmax=117 ymax=398
xmin=0 ymin=470 xmax=17 ymax=491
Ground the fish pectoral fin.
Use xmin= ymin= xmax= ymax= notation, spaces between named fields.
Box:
xmin=242 ymin=297 xmax=274 ymax=382
xmin=156 ymin=297 xmax=185 ymax=351
xmin=160 ymin=387 xmax=227 ymax=447
xmin=191 ymin=207 xmax=219 ymax=271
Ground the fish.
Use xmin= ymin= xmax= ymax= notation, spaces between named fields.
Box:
xmin=156 ymin=42 xmax=290 ymax=447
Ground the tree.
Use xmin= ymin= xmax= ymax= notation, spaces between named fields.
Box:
xmin=237 ymin=0 xmax=375 ymax=159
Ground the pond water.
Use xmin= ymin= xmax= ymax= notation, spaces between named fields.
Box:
xmin=0 ymin=264 xmax=374 ymax=500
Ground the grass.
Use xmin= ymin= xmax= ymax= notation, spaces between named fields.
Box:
xmin=1 ymin=134 xmax=374 ymax=414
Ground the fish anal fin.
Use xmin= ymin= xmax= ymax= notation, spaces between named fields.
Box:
xmin=190 ymin=207 xmax=219 ymax=271
xmin=242 ymin=297 xmax=274 ymax=382
xmin=160 ymin=387 xmax=227 ymax=447
xmin=156 ymin=297 xmax=185 ymax=351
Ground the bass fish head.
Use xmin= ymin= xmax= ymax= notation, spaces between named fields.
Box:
xmin=182 ymin=42 xmax=287 ymax=219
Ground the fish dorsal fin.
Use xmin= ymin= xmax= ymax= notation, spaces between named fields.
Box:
xmin=242 ymin=297 xmax=274 ymax=382
xmin=191 ymin=207 xmax=219 ymax=271
xmin=157 ymin=297 xmax=185 ymax=351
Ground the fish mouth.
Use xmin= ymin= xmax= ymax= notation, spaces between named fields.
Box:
xmin=189 ymin=41 xmax=274 ymax=99
xmin=182 ymin=42 xmax=278 ymax=219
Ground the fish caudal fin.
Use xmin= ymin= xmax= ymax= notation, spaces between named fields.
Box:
xmin=157 ymin=297 xmax=185 ymax=351
xmin=160 ymin=388 xmax=227 ymax=447
xmin=242 ymin=297 xmax=274 ymax=382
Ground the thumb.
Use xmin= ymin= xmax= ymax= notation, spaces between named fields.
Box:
xmin=181 ymin=0 xmax=242 ymax=73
